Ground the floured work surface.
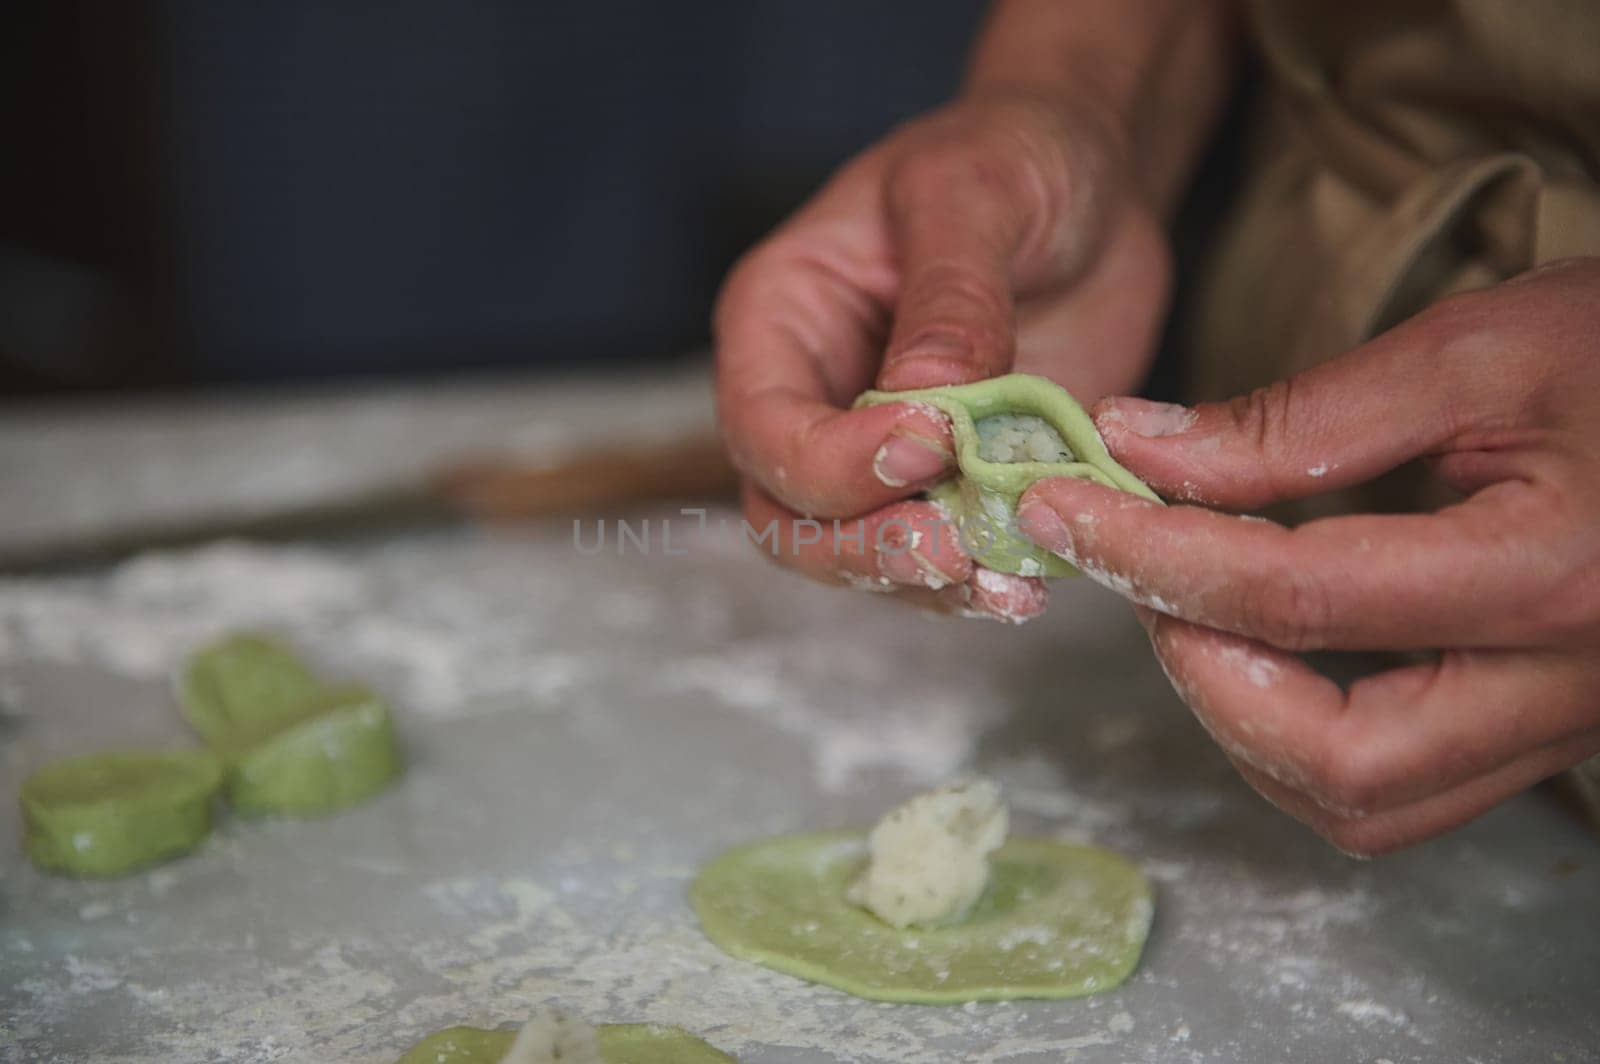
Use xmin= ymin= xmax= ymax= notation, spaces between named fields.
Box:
xmin=2 ymin=513 xmax=1597 ymax=1062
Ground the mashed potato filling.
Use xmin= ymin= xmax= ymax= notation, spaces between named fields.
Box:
xmin=848 ymin=778 xmax=1009 ymax=929
xmin=499 ymin=1011 xmax=602 ymax=1064
xmin=974 ymin=414 xmax=1074 ymax=464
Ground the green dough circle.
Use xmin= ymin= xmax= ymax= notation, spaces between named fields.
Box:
xmin=219 ymin=684 xmax=403 ymax=817
xmin=395 ymin=1023 xmax=737 ymax=1064
xmin=20 ymin=749 xmax=223 ymax=878
xmin=690 ymin=832 xmax=1153 ymax=1004
xmin=178 ymin=635 xmax=402 ymax=817
xmin=853 ymin=374 xmax=1160 ymax=576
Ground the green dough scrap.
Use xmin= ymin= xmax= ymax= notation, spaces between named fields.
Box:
xmin=20 ymin=750 xmax=224 ymax=878
xmin=178 ymin=634 xmax=402 ymax=817
xmin=395 ymin=1024 xmax=737 ymax=1064
xmin=690 ymin=832 xmax=1153 ymax=1004
xmin=853 ymin=373 xmax=1160 ymax=576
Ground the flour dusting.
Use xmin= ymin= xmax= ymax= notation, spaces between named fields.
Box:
xmin=1215 ymin=643 xmax=1283 ymax=689
xmin=3 ymin=519 xmax=1587 ymax=1063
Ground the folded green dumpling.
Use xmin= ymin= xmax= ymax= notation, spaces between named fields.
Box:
xmin=177 ymin=634 xmax=402 ymax=817
xmin=20 ymin=749 xmax=224 ymax=877
xmin=854 ymin=374 xmax=1159 ymax=576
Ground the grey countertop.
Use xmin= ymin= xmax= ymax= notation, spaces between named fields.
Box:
xmin=0 ymin=376 xmax=1596 ymax=1063
xmin=1 ymin=518 xmax=1595 ymax=1063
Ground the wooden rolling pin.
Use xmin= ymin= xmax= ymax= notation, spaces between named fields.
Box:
xmin=0 ymin=432 xmax=740 ymax=569
xmin=437 ymin=433 xmax=740 ymax=518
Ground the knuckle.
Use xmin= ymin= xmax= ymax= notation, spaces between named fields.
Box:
xmin=1224 ymin=378 xmax=1303 ymax=495
xmin=1516 ymin=495 xmax=1600 ymax=642
xmin=1521 ymin=576 xmax=1600 ymax=647
xmin=1443 ymin=484 xmax=1600 ymax=644
xmin=1557 ymin=556 xmax=1600 ymax=638
xmin=745 ymin=421 xmax=824 ymax=519
xmin=1420 ymin=287 xmax=1549 ymax=405
xmin=1429 ymin=300 xmax=1510 ymax=375
xmin=714 ymin=393 xmax=765 ymax=480
xmin=903 ymin=262 xmax=1012 ymax=344
xmin=1238 ymin=560 xmax=1335 ymax=651
xmin=711 ymin=242 xmax=772 ymax=339
xmin=1302 ymin=740 xmax=1383 ymax=817
xmin=916 ymin=258 xmax=1008 ymax=309
xmin=889 ymin=136 xmax=1029 ymax=210
xmin=1313 ymin=815 xmax=1396 ymax=859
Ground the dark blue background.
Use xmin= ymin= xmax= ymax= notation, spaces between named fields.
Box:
xmin=160 ymin=2 xmax=987 ymax=380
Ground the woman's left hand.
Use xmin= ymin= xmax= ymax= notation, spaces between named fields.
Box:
xmin=1016 ymin=259 xmax=1600 ymax=855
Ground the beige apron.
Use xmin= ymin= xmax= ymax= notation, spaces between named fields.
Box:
xmin=1190 ymin=0 xmax=1600 ymax=825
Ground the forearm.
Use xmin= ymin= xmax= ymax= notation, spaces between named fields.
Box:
xmin=963 ymin=0 xmax=1239 ymax=215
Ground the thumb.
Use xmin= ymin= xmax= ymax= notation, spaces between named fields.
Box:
xmin=875 ymin=153 xmax=1034 ymax=392
xmin=1094 ymin=325 xmax=1461 ymax=510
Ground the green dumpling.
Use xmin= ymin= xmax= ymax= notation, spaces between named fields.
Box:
xmin=216 ymin=684 xmax=403 ymax=818
xmin=20 ymin=749 xmax=224 ymax=878
xmin=394 ymin=1023 xmax=737 ymax=1064
xmin=854 ymin=374 xmax=1159 ymax=576
xmin=177 ymin=634 xmax=402 ymax=817
xmin=175 ymin=633 xmax=323 ymax=745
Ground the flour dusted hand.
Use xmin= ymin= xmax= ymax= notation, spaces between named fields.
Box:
xmin=1018 ymin=261 xmax=1600 ymax=855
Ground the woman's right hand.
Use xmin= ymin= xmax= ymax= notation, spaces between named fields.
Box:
xmin=713 ymin=88 xmax=1175 ymax=621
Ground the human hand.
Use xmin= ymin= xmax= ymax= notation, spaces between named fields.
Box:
xmin=715 ymin=90 xmax=1172 ymax=620
xmin=1016 ymin=259 xmax=1600 ymax=853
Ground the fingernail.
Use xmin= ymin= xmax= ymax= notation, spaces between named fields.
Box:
xmin=877 ymin=544 xmax=947 ymax=588
xmin=1098 ymin=397 xmax=1196 ymax=439
xmin=1016 ymin=500 xmax=1074 ymax=553
xmin=873 ymin=434 xmax=952 ymax=488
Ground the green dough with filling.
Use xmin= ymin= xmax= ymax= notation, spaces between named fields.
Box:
xmin=395 ymin=1024 xmax=737 ymax=1063
xmin=178 ymin=634 xmax=402 ymax=817
xmin=690 ymin=832 xmax=1153 ymax=1004
xmin=853 ymin=374 xmax=1159 ymax=576
xmin=20 ymin=749 xmax=223 ymax=877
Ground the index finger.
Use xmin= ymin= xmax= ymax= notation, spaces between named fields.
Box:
xmin=1016 ymin=476 xmax=1571 ymax=651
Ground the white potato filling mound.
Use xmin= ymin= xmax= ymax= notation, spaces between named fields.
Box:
xmin=499 ymin=1011 xmax=603 ymax=1064
xmin=974 ymin=413 xmax=1074 ymax=464
xmin=848 ymin=777 xmax=1009 ymax=929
